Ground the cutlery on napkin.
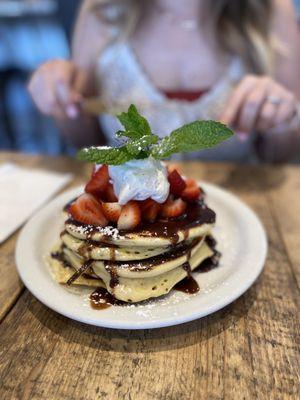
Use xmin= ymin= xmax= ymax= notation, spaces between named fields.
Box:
xmin=0 ymin=163 xmax=72 ymax=243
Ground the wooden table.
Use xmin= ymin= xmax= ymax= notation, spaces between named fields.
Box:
xmin=0 ymin=152 xmax=299 ymax=400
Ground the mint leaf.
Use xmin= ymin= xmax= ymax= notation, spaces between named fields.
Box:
xmin=116 ymin=130 xmax=143 ymax=140
xmin=77 ymin=146 xmax=132 ymax=165
xmin=126 ymin=134 xmax=158 ymax=157
xmin=117 ymin=105 xmax=152 ymax=138
xmin=151 ymin=120 xmax=233 ymax=159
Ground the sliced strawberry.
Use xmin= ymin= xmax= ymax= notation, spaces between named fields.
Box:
xmin=102 ymin=202 xmax=121 ymax=223
xmin=85 ymin=164 xmax=109 ymax=196
xmin=102 ymin=182 xmax=118 ymax=202
xmin=181 ymin=186 xmax=201 ymax=201
xmin=141 ymin=199 xmax=161 ymax=223
xmin=167 ymin=163 xmax=183 ymax=174
xmin=160 ymin=197 xmax=187 ymax=218
xmin=168 ymin=169 xmax=186 ymax=197
xmin=181 ymin=179 xmax=201 ymax=202
xmin=117 ymin=201 xmax=141 ymax=230
xmin=185 ymin=178 xmax=198 ymax=187
xmin=69 ymin=193 xmax=108 ymax=226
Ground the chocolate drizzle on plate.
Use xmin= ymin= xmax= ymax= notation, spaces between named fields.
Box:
xmin=90 ymin=287 xmax=126 ymax=309
xmin=174 ymin=273 xmax=200 ymax=294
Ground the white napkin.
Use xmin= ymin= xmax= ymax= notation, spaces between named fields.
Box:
xmin=0 ymin=163 xmax=72 ymax=243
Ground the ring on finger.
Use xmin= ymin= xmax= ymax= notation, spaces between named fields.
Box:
xmin=266 ymin=95 xmax=284 ymax=106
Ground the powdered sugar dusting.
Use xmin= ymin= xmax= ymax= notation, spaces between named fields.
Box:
xmin=67 ymin=222 xmax=120 ymax=240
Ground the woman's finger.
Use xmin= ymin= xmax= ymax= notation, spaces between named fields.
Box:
xmin=220 ymin=75 xmax=257 ymax=126
xmin=271 ymin=94 xmax=296 ymax=127
xmin=40 ymin=79 xmax=65 ymax=118
xmin=55 ymin=80 xmax=71 ymax=105
xmin=235 ymin=83 xmax=268 ymax=133
xmin=55 ymin=81 xmax=79 ymax=118
xmin=54 ymin=67 xmax=81 ymax=119
xmin=256 ymin=100 xmax=278 ymax=132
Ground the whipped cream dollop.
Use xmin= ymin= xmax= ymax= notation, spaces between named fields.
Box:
xmin=108 ymin=157 xmax=170 ymax=205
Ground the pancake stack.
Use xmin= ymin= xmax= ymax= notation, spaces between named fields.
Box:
xmin=49 ymin=199 xmax=218 ymax=303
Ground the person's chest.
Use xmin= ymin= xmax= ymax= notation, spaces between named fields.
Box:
xmin=130 ymin=24 xmax=229 ymax=91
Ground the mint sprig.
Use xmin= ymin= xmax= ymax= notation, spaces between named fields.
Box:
xmin=77 ymin=104 xmax=234 ymax=165
xmin=150 ymin=120 xmax=233 ymax=159
xmin=117 ymin=104 xmax=152 ymax=139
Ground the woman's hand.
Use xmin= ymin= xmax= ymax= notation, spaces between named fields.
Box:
xmin=28 ymin=59 xmax=88 ymax=120
xmin=220 ymin=75 xmax=299 ymax=137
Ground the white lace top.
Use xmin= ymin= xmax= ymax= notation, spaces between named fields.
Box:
xmin=96 ymin=41 xmax=254 ymax=161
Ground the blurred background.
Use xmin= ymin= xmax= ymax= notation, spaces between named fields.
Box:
xmin=0 ymin=0 xmax=300 ymax=156
xmin=0 ymin=0 xmax=81 ymax=155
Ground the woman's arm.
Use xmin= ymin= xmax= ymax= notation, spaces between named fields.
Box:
xmin=29 ymin=0 xmax=111 ymax=148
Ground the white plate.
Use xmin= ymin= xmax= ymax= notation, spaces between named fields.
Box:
xmin=15 ymin=183 xmax=267 ymax=330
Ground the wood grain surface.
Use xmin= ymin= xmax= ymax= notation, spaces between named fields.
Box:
xmin=0 ymin=153 xmax=299 ymax=400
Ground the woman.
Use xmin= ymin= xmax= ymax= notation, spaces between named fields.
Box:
xmin=28 ymin=0 xmax=300 ymax=162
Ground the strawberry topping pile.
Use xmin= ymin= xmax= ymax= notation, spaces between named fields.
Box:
xmin=68 ymin=164 xmax=203 ymax=230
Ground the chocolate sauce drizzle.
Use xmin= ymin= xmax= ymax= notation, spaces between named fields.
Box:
xmin=194 ymin=236 xmax=221 ymax=273
xmin=107 ymin=238 xmax=201 ymax=272
xmin=122 ymin=200 xmax=215 ymax=245
xmin=66 ymin=260 xmax=94 ymax=286
xmin=173 ymin=247 xmax=200 ymax=294
xmin=90 ymin=287 xmax=126 ymax=309
xmin=174 ymin=270 xmax=200 ymax=294
xmin=51 ymin=249 xmax=70 ymax=268
xmin=104 ymin=247 xmax=120 ymax=288
xmin=66 ymin=200 xmax=215 ymax=245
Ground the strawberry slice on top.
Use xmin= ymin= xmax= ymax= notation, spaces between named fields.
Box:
xmin=69 ymin=193 xmax=108 ymax=226
xmin=85 ymin=164 xmax=109 ymax=197
xmin=102 ymin=202 xmax=122 ymax=223
xmin=102 ymin=182 xmax=118 ymax=202
xmin=117 ymin=201 xmax=141 ymax=230
xmin=167 ymin=163 xmax=183 ymax=175
xmin=160 ymin=197 xmax=187 ymax=218
xmin=181 ymin=178 xmax=201 ymax=202
xmin=140 ymin=198 xmax=161 ymax=222
xmin=168 ymin=169 xmax=186 ymax=197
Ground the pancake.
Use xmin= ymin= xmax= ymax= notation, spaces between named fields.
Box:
xmin=58 ymin=236 xmax=205 ymax=279
xmin=107 ymin=242 xmax=214 ymax=302
xmin=48 ymin=240 xmax=214 ymax=302
xmin=49 ymin=195 xmax=219 ymax=304
xmin=61 ymin=232 xmax=171 ymax=261
xmin=65 ymin=200 xmax=215 ymax=247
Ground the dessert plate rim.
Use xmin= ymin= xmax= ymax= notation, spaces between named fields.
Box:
xmin=15 ymin=182 xmax=267 ymax=330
